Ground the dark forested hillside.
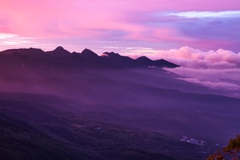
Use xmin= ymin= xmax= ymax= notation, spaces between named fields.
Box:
xmin=0 ymin=92 xmax=206 ymax=160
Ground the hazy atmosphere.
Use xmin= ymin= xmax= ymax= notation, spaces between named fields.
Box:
xmin=0 ymin=1 xmax=240 ymax=160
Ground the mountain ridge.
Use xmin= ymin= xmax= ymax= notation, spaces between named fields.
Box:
xmin=0 ymin=46 xmax=179 ymax=69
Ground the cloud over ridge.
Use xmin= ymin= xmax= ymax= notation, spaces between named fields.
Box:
xmin=139 ymin=46 xmax=240 ymax=94
xmin=147 ymin=46 xmax=240 ymax=69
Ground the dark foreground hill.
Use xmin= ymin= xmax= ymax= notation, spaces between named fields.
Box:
xmin=0 ymin=92 xmax=206 ymax=160
xmin=0 ymin=47 xmax=239 ymax=159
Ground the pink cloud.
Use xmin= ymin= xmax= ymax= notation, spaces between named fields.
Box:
xmin=1 ymin=0 xmax=240 ymax=37
xmin=137 ymin=46 xmax=240 ymax=69
xmin=0 ymin=1 xmax=147 ymax=38
xmin=117 ymin=46 xmax=240 ymax=94
xmin=0 ymin=0 xmax=240 ymax=52
xmin=138 ymin=46 xmax=240 ymax=94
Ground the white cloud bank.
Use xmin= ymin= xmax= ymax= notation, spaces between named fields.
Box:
xmin=147 ymin=46 xmax=240 ymax=69
xmin=144 ymin=46 xmax=240 ymax=94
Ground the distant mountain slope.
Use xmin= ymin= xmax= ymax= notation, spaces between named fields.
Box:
xmin=0 ymin=92 xmax=205 ymax=160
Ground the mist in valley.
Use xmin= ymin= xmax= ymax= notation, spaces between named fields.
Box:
xmin=0 ymin=47 xmax=239 ymax=159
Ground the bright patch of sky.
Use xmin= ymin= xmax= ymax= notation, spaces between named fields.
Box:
xmin=0 ymin=33 xmax=17 ymax=39
xmin=167 ymin=11 xmax=240 ymax=18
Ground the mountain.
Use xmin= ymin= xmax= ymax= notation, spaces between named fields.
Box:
xmin=0 ymin=92 xmax=205 ymax=160
xmin=0 ymin=47 xmax=179 ymax=71
xmin=0 ymin=46 xmax=239 ymax=160
xmin=101 ymin=52 xmax=138 ymax=68
xmin=49 ymin=46 xmax=71 ymax=56
xmin=136 ymin=56 xmax=153 ymax=63
xmin=80 ymin=48 xmax=100 ymax=60
xmin=136 ymin=56 xmax=179 ymax=68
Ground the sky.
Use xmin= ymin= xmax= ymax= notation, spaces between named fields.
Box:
xmin=1 ymin=0 xmax=240 ymax=93
xmin=0 ymin=0 xmax=240 ymax=53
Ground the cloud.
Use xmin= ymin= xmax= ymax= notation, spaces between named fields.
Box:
xmin=167 ymin=11 xmax=240 ymax=18
xmin=140 ymin=46 xmax=240 ymax=69
xmin=141 ymin=46 xmax=240 ymax=93
xmin=0 ymin=33 xmax=17 ymax=39
xmin=119 ymin=46 xmax=240 ymax=93
xmin=179 ymin=77 xmax=240 ymax=90
xmin=165 ymin=67 xmax=240 ymax=93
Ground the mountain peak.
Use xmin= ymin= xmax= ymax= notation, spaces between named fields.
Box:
xmin=52 ymin=46 xmax=70 ymax=55
xmin=54 ymin=46 xmax=66 ymax=51
xmin=82 ymin=48 xmax=94 ymax=53
xmin=136 ymin=56 xmax=152 ymax=62
xmin=81 ymin=48 xmax=99 ymax=59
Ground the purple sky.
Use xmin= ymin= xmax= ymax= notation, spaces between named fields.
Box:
xmin=0 ymin=0 xmax=240 ymax=54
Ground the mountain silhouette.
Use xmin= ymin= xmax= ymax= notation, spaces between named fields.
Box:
xmin=136 ymin=56 xmax=153 ymax=64
xmin=51 ymin=46 xmax=70 ymax=55
xmin=0 ymin=47 xmax=179 ymax=72
xmin=80 ymin=48 xmax=99 ymax=60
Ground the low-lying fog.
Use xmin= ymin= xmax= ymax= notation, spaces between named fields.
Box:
xmin=1 ymin=66 xmax=239 ymax=144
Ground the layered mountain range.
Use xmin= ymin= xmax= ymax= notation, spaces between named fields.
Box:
xmin=0 ymin=47 xmax=239 ymax=160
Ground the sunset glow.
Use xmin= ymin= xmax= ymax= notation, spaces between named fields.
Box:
xmin=0 ymin=0 xmax=240 ymax=54
xmin=1 ymin=2 xmax=240 ymax=159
